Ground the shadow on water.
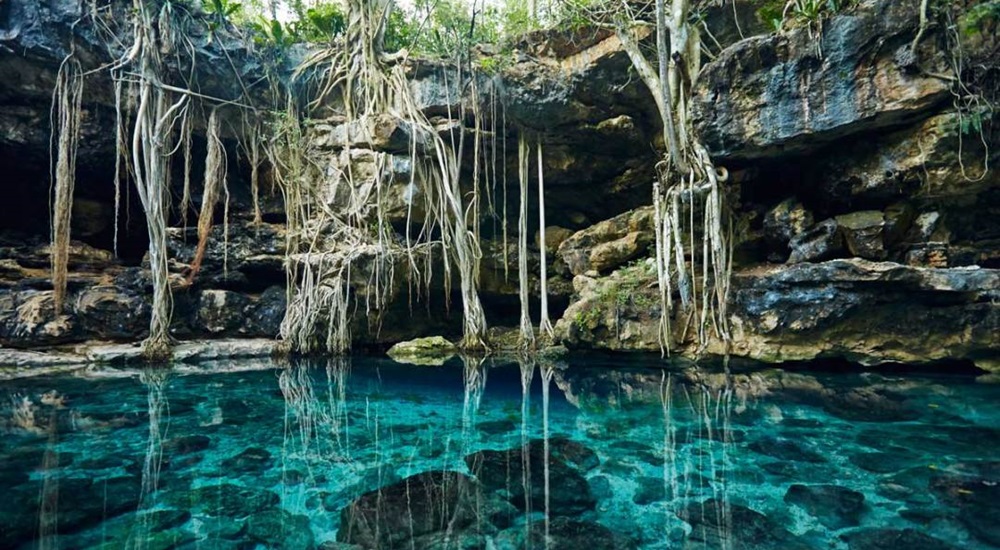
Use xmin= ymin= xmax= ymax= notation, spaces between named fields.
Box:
xmin=0 ymin=356 xmax=999 ymax=549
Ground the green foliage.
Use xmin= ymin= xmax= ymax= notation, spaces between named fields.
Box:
xmin=298 ymin=5 xmax=347 ymax=42
xmin=962 ymin=1 xmax=1000 ymax=35
xmin=204 ymin=0 xmax=243 ymax=20
xmin=402 ymin=0 xmax=503 ymax=57
xmin=754 ymin=0 xmax=855 ymax=32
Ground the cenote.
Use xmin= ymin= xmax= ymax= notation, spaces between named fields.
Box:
xmin=1 ymin=0 xmax=998 ymax=548
xmin=2 ymin=357 xmax=999 ymax=549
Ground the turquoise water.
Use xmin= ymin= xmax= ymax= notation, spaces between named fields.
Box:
xmin=1 ymin=356 xmax=998 ymax=549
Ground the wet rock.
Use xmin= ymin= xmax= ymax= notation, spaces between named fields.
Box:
xmin=788 ymin=219 xmax=845 ymax=263
xmin=784 ymin=484 xmax=865 ymax=530
xmin=589 ymin=475 xmax=614 ymax=500
xmin=138 ymin=509 xmax=192 ymax=532
xmin=465 ymin=439 xmax=596 ymax=516
xmin=0 ymin=290 xmax=75 ymax=346
xmin=336 ymin=471 xmax=479 ymax=549
xmin=678 ymin=498 xmax=806 ymax=549
xmin=692 ymin=0 xmax=951 ymax=161
xmin=929 ymin=461 xmax=1000 ymax=545
xmin=74 ymin=286 xmax=149 ymax=340
xmin=841 ymin=528 xmax=958 ymax=550
xmin=245 ymin=509 xmax=315 ymax=549
xmin=166 ymin=484 xmax=280 ymax=518
xmin=557 ymin=207 xmax=653 ymax=275
xmin=244 ymin=285 xmax=286 ymax=337
xmin=221 ymin=447 xmax=272 ymax=474
xmin=548 ymin=436 xmax=600 ymax=471
xmin=836 ymin=211 xmax=888 ymax=260
xmin=386 ymin=336 xmax=458 ymax=366
xmin=748 ymin=437 xmax=825 ymax=463
xmin=764 ymin=199 xmax=814 ymax=252
xmin=56 ymin=476 xmax=142 ymax=535
xmin=195 ymin=290 xmax=252 ymax=335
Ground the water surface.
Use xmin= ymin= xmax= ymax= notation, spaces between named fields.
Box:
xmin=1 ymin=356 xmax=998 ymax=549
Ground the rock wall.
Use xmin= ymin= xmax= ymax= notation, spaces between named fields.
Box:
xmin=0 ymin=0 xmax=997 ymax=369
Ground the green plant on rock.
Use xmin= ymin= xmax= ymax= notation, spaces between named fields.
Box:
xmin=962 ymin=1 xmax=1000 ymax=35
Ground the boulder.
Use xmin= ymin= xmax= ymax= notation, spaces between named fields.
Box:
xmin=677 ymin=498 xmax=807 ymax=549
xmin=386 ymin=336 xmax=458 ymax=366
xmin=764 ymin=198 xmax=814 ymax=250
xmin=788 ymin=219 xmax=845 ymax=263
xmin=194 ymin=290 xmax=251 ymax=335
xmin=836 ymin=211 xmax=887 ymax=260
xmin=557 ymin=207 xmax=653 ymax=275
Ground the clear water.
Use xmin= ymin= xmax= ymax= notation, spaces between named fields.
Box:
xmin=1 ymin=356 xmax=998 ymax=550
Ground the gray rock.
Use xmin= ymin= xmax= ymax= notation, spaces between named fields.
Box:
xmin=788 ymin=219 xmax=844 ymax=263
xmin=764 ymin=199 xmax=814 ymax=250
xmin=837 ymin=211 xmax=888 ymax=260
xmin=692 ymin=0 xmax=951 ymax=161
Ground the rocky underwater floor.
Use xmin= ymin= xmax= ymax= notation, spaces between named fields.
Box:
xmin=0 ymin=356 xmax=999 ymax=549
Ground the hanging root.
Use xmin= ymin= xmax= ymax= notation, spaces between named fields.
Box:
xmin=278 ymin=0 xmax=489 ymax=355
xmin=536 ymin=139 xmax=554 ymax=340
xmin=517 ymin=134 xmax=535 ymax=350
xmin=186 ymin=108 xmax=227 ymax=284
xmin=50 ymin=56 xmax=84 ymax=315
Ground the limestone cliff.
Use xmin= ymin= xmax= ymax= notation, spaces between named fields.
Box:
xmin=0 ymin=0 xmax=997 ymax=369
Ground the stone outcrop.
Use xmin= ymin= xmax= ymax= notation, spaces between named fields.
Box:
xmin=692 ymin=0 xmax=952 ymax=161
xmin=558 ymin=258 xmax=1000 ymax=370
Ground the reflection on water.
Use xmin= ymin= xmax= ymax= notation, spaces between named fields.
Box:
xmin=1 ymin=357 xmax=999 ymax=549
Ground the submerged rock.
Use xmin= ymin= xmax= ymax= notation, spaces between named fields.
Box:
xmin=678 ymin=498 xmax=807 ymax=549
xmin=748 ymin=436 xmax=825 ymax=463
xmin=784 ymin=484 xmax=866 ymax=530
xmin=841 ymin=528 xmax=958 ymax=550
xmin=386 ymin=336 xmax=458 ymax=366
xmin=165 ymin=484 xmax=279 ymax=518
xmin=245 ymin=509 xmax=315 ymax=549
xmin=221 ymin=447 xmax=273 ymax=474
xmin=464 ymin=439 xmax=597 ymax=516
xmin=336 ymin=471 xmax=479 ymax=549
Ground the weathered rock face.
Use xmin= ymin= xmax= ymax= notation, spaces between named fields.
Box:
xmin=557 ymin=258 xmax=1000 ymax=369
xmin=557 ymin=207 xmax=654 ymax=276
xmin=0 ymin=0 xmax=996 ymax=370
xmin=692 ymin=0 xmax=952 ymax=161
